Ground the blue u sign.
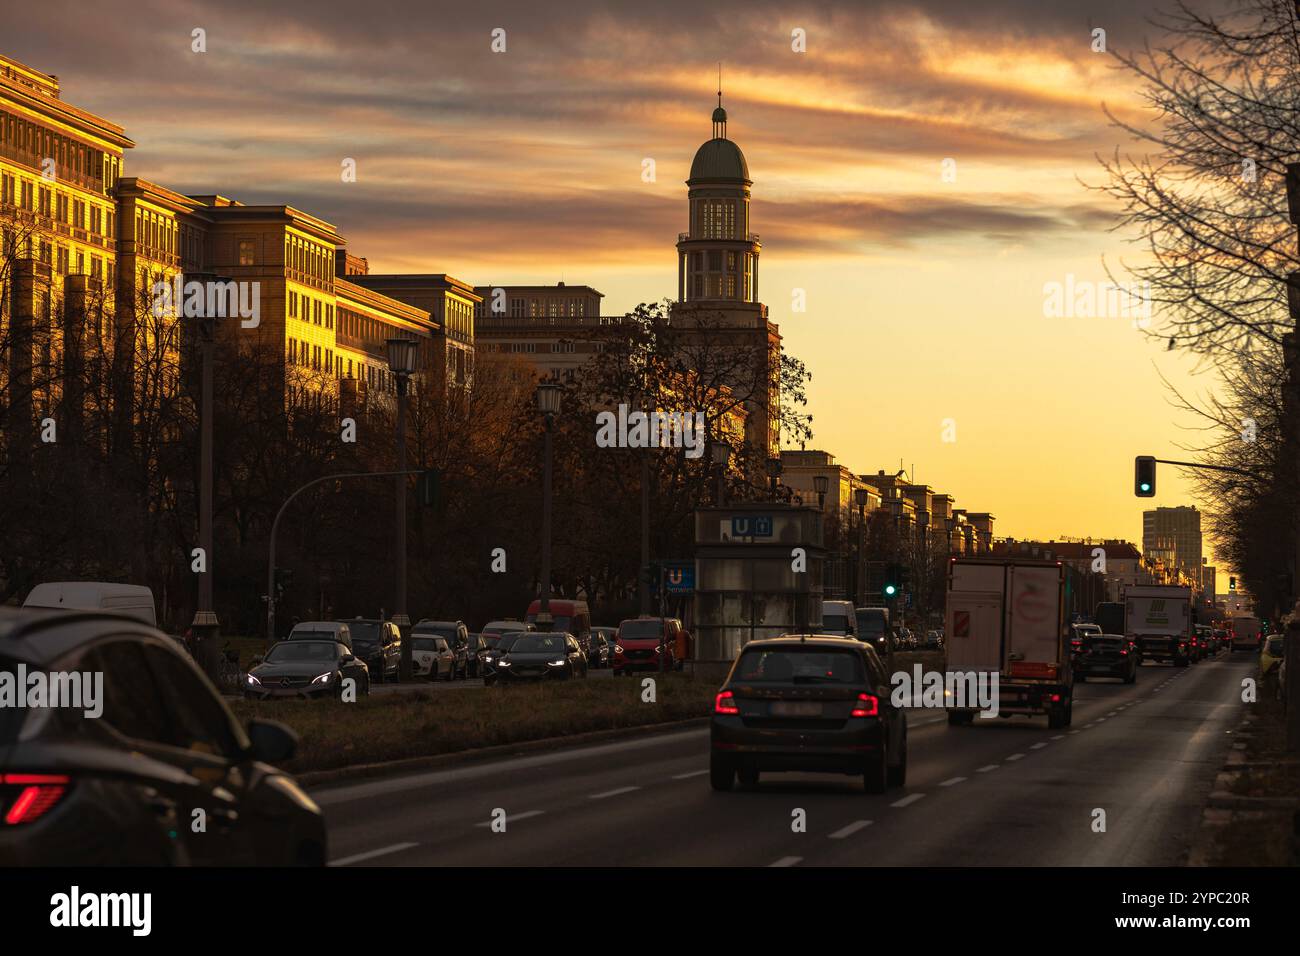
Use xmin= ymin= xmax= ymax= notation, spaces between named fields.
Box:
xmin=732 ymin=515 xmax=774 ymax=538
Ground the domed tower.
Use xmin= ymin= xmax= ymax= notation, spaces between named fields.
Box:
xmin=671 ymin=89 xmax=780 ymax=458
xmin=676 ymin=92 xmax=761 ymax=305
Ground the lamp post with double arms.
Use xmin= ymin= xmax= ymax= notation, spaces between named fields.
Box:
xmin=386 ymin=337 xmax=418 ymax=680
xmin=536 ymin=382 xmax=562 ymax=628
xmin=854 ymin=488 xmax=868 ymax=605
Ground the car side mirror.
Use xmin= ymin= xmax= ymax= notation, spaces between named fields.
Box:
xmin=246 ymin=718 xmax=298 ymax=763
xmin=341 ymin=653 xmax=355 ymax=663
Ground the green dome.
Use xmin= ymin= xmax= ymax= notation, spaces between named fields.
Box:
xmin=689 ymin=137 xmax=749 ymax=181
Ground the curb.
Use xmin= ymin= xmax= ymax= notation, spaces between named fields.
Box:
xmin=298 ymin=716 xmax=711 ymax=789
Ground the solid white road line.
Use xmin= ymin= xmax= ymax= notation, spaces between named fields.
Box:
xmin=474 ymin=810 xmax=545 ymax=828
xmin=828 ymin=820 xmax=874 ymax=839
xmin=329 ymin=842 xmax=418 ymax=867
xmin=939 ymin=776 xmax=967 ymax=787
xmin=976 ymin=764 xmax=999 ymax=773
xmin=770 ymin=856 xmax=802 ymax=867
xmin=891 ymin=793 xmax=926 ymax=807
xmin=671 ymin=769 xmax=708 ymax=780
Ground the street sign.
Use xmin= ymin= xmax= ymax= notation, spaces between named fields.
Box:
xmin=664 ymin=562 xmax=695 ymax=594
xmin=730 ymin=515 xmax=773 ymax=539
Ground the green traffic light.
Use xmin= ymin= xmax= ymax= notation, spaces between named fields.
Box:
xmin=884 ymin=585 xmax=897 ymax=596
xmin=1139 ymin=482 xmax=1151 ymax=492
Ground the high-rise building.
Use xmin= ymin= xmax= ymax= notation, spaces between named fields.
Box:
xmin=1142 ymin=505 xmax=1203 ymax=586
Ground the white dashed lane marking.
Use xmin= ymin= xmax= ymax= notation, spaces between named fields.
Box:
xmin=1005 ymin=754 xmax=1026 ymax=762
xmin=770 ymin=856 xmax=802 ymax=867
xmin=672 ymin=770 xmax=708 ymax=780
xmin=976 ymin=764 xmax=999 ymax=773
xmin=828 ymin=820 xmax=873 ymax=839
xmin=589 ymin=786 xmax=640 ymax=800
xmin=939 ymin=776 xmax=967 ymax=787
xmin=330 ymin=842 xmax=418 ymax=867
xmin=1030 ymin=742 xmax=1047 ymax=750
xmin=891 ymin=794 xmax=926 ymax=808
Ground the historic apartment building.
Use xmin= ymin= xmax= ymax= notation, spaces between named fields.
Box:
xmin=0 ymin=52 xmax=446 ymax=425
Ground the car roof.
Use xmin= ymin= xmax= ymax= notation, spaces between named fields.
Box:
xmin=415 ymin=620 xmax=461 ymax=627
xmin=0 ymin=606 xmax=168 ymax=666
xmin=743 ymin=634 xmax=869 ymax=650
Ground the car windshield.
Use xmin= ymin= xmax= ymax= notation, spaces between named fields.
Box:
xmin=494 ymin=633 xmax=523 ymax=652
xmin=412 ymin=637 xmax=438 ymax=652
xmin=266 ymin=641 xmax=338 ymax=663
xmin=1266 ymin=637 xmax=1284 ymax=655
xmin=349 ymin=621 xmax=381 ymax=645
xmin=856 ymin=613 xmax=885 ymax=634
xmin=620 ymin=620 xmax=664 ymax=640
xmin=414 ymin=624 xmax=458 ymax=640
xmin=290 ymin=628 xmax=336 ymax=640
xmin=735 ymin=648 xmax=864 ymax=683
xmin=527 ymin=614 xmax=572 ymax=632
xmin=511 ymin=635 xmax=567 ymax=653
xmin=822 ymin=613 xmax=850 ymax=634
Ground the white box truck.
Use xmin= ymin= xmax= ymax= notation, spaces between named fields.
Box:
xmin=945 ymin=557 xmax=1072 ymax=729
xmin=1124 ymin=584 xmax=1192 ymax=667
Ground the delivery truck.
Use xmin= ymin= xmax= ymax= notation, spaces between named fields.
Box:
xmin=1229 ymin=614 xmax=1261 ymax=654
xmin=945 ymin=557 xmax=1073 ymax=729
xmin=1124 ymin=584 xmax=1192 ymax=666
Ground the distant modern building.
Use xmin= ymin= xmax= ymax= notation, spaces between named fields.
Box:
xmin=1143 ymin=506 xmax=1203 ymax=587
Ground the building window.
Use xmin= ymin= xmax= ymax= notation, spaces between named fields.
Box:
xmin=239 ymin=240 xmax=255 ymax=266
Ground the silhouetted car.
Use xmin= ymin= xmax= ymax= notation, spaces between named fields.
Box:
xmin=0 ymin=607 xmax=326 ymax=866
xmin=587 ymin=631 xmax=611 ymax=669
xmin=344 ymin=618 xmax=401 ymax=682
xmin=494 ymin=632 xmax=588 ymax=683
xmin=1075 ymin=633 xmax=1137 ymax=684
xmin=245 ymin=640 xmax=370 ymax=700
xmin=711 ymin=636 xmax=908 ymax=794
xmin=482 ymin=631 xmax=526 ymax=685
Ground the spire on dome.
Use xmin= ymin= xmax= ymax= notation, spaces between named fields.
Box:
xmin=712 ymin=63 xmax=727 ymax=138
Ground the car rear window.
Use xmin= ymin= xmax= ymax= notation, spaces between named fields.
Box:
xmin=822 ymin=613 xmax=850 ymax=634
xmin=734 ymin=647 xmax=864 ymax=683
xmin=619 ymin=620 xmax=664 ymax=640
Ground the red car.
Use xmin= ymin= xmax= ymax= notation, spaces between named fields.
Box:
xmin=613 ymin=617 xmax=688 ymax=675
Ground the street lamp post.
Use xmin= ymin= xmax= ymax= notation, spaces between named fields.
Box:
xmin=189 ymin=273 xmax=223 ymax=681
xmin=813 ymin=473 xmax=829 ymax=510
xmin=536 ymin=382 xmax=562 ymax=628
xmin=855 ymin=488 xmax=868 ymax=606
xmin=386 ymin=337 xmax=418 ymax=680
xmin=766 ymin=457 xmax=782 ymax=501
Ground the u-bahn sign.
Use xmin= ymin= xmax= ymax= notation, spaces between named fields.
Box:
xmin=729 ymin=515 xmax=774 ymax=539
xmin=663 ymin=562 xmax=695 ymax=594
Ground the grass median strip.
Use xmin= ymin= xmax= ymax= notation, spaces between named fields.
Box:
xmin=229 ymin=673 xmax=717 ymax=775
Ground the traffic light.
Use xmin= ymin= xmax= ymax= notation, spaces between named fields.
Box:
xmin=1134 ymin=456 xmax=1156 ymax=497
xmin=883 ymin=563 xmax=900 ymax=599
xmin=1229 ymin=576 xmax=1236 ymax=592
xmin=417 ymin=468 xmax=441 ymax=509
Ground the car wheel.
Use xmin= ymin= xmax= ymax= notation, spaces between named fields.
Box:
xmin=887 ymin=728 xmax=907 ymax=788
xmin=710 ymin=756 xmax=735 ymax=792
xmin=1124 ymin=667 xmax=1136 ymax=684
xmin=1064 ymin=698 xmax=1074 ymax=726
xmin=443 ymin=665 xmax=453 ymax=682
xmin=737 ymin=766 xmax=760 ymax=790
xmin=863 ymin=746 xmax=888 ymax=794
xmin=1048 ymin=705 xmax=1067 ymax=730
xmin=1175 ymin=656 xmax=1189 ymax=668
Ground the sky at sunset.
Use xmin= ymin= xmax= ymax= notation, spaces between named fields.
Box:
xmin=9 ymin=0 xmax=1234 ymax=563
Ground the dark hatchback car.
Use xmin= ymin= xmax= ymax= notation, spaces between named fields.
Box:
xmin=495 ymin=632 xmax=588 ymax=683
xmin=0 ymin=607 xmax=326 ymax=865
xmin=245 ymin=640 xmax=370 ymax=700
xmin=344 ymin=618 xmax=401 ymax=683
xmin=1075 ymin=633 xmax=1138 ymax=683
xmin=711 ymin=636 xmax=907 ymax=794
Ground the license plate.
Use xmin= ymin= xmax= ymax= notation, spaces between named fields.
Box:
xmin=771 ymin=701 xmax=822 ymax=717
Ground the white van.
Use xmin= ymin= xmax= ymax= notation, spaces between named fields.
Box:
xmin=23 ymin=582 xmax=157 ymax=627
xmin=820 ymin=600 xmax=858 ymax=638
xmin=286 ymin=620 xmax=352 ymax=650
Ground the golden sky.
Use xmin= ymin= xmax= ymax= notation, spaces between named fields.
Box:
xmin=11 ymin=0 xmax=1229 ymax=562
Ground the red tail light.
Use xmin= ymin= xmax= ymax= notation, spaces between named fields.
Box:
xmin=714 ymin=690 xmax=739 ymax=715
xmin=2 ymin=773 xmax=70 ymax=825
xmin=851 ymin=693 xmax=878 ymax=717
xmin=1119 ymin=650 xmax=1128 ymax=656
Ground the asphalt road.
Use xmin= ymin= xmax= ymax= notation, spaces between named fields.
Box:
xmin=315 ymin=652 xmax=1249 ymax=866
